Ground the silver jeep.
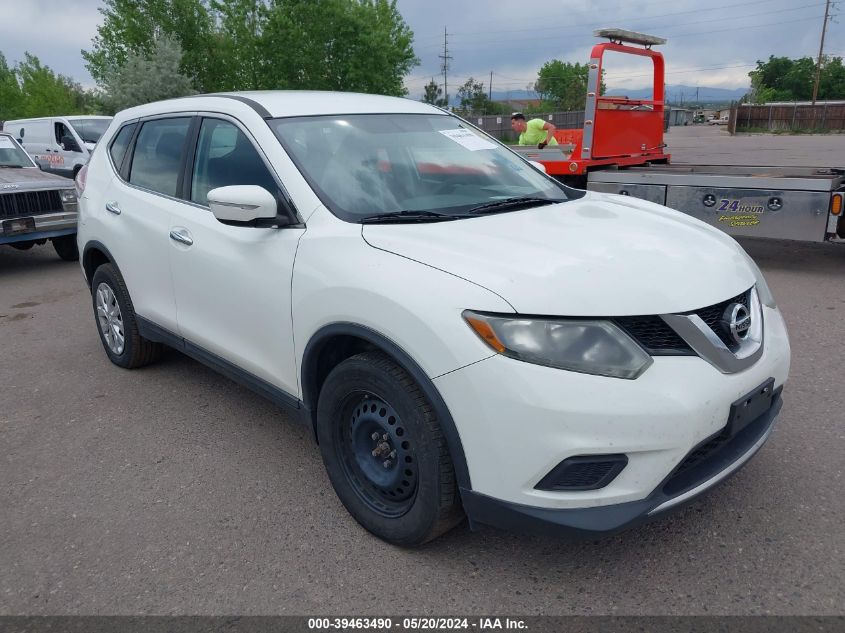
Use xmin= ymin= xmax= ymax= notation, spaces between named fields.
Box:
xmin=0 ymin=131 xmax=79 ymax=260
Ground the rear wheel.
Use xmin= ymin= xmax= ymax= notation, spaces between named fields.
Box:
xmin=316 ymin=351 xmax=464 ymax=546
xmin=91 ymin=263 xmax=163 ymax=368
xmin=52 ymin=235 xmax=78 ymax=261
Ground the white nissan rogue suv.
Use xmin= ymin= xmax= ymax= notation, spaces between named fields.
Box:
xmin=76 ymin=92 xmax=791 ymax=545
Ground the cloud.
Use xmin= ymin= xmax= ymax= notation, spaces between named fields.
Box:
xmin=0 ymin=0 xmax=102 ymax=82
xmin=0 ymin=0 xmax=842 ymax=97
xmin=399 ymin=0 xmax=843 ymax=98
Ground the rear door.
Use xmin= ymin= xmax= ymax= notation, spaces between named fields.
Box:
xmin=100 ymin=114 xmax=194 ymax=333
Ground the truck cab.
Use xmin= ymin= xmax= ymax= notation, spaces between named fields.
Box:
xmin=4 ymin=115 xmax=112 ymax=179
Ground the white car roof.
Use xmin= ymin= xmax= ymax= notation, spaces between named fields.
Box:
xmin=114 ymin=91 xmax=445 ymax=123
xmin=65 ymin=115 xmax=113 ymax=121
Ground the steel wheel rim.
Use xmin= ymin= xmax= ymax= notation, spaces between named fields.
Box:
xmin=337 ymin=392 xmax=419 ymax=518
xmin=95 ymin=282 xmax=125 ymax=355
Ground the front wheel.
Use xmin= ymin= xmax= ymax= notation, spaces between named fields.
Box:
xmin=52 ymin=235 xmax=78 ymax=261
xmin=316 ymin=351 xmax=464 ymax=546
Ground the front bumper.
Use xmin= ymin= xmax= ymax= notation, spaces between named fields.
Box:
xmin=461 ymin=392 xmax=782 ymax=537
xmin=0 ymin=211 xmax=77 ymax=245
xmin=433 ymin=305 xmax=790 ymax=535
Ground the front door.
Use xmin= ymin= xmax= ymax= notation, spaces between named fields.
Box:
xmin=168 ymin=116 xmax=303 ymax=397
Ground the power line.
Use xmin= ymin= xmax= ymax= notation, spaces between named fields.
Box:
xmin=413 ymin=2 xmax=825 ymax=52
xmin=415 ymin=14 xmax=823 ymax=57
xmin=411 ymin=0 xmax=732 ymax=41
xmin=444 ymin=0 xmax=796 ymax=41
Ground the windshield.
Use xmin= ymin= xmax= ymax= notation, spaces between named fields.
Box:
xmin=0 ymin=134 xmax=36 ymax=167
xmin=69 ymin=118 xmax=112 ymax=144
xmin=270 ymin=113 xmax=575 ymax=222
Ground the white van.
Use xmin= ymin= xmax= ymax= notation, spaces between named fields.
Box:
xmin=4 ymin=115 xmax=112 ymax=179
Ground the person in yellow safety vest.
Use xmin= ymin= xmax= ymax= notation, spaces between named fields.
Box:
xmin=510 ymin=112 xmax=558 ymax=149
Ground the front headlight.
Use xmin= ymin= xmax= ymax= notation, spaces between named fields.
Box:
xmin=742 ymin=252 xmax=776 ymax=308
xmin=60 ymin=189 xmax=78 ymax=210
xmin=463 ymin=310 xmax=653 ymax=379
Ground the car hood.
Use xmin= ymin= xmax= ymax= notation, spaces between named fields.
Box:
xmin=362 ymin=192 xmax=756 ymax=316
xmin=0 ymin=167 xmax=73 ymax=191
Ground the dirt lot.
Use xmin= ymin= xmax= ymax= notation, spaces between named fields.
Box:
xmin=1 ymin=128 xmax=844 ymax=616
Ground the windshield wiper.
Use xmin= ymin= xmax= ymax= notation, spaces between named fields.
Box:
xmin=359 ymin=210 xmax=462 ymax=224
xmin=466 ymin=196 xmax=560 ymax=215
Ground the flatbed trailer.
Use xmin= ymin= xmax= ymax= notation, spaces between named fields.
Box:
xmin=587 ymin=165 xmax=845 ymax=242
xmin=510 ymin=29 xmax=845 ymax=243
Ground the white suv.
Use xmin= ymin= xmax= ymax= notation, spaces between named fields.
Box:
xmin=76 ymin=92 xmax=791 ymax=545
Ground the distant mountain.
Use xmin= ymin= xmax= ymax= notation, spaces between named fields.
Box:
xmin=480 ymin=84 xmax=748 ymax=107
xmin=609 ymin=84 xmax=749 ymax=104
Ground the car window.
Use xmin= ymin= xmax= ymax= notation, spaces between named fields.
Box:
xmin=190 ymin=118 xmax=278 ymax=205
xmin=109 ymin=123 xmax=137 ymax=173
xmin=0 ymin=134 xmax=35 ymax=167
xmin=55 ymin=122 xmax=72 ymax=145
xmin=69 ymin=118 xmax=111 ymax=143
xmin=270 ymin=114 xmax=571 ymax=221
xmin=128 ymin=118 xmax=191 ymax=197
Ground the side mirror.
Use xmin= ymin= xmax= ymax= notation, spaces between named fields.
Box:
xmin=60 ymin=135 xmax=82 ymax=153
xmin=529 ymin=160 xmax=547 ymax=174
xmin=207 ymin=185 xmax=278 ymax=224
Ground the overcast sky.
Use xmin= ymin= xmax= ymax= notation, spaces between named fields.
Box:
xmin=0 ymin=0 xmax=841 ymax=99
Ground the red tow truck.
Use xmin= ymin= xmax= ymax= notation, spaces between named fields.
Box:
xmin=512 ymin=29 xmax=845 ymax=244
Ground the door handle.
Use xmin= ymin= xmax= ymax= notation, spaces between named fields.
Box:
xmin=105 ymin=201 xmax=121 ymax=215
xmin=169 ymin=228 xmax=193 ymax=246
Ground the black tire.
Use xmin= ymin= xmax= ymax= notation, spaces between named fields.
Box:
xmin=90 ymin=263 xmax=163 ymax=369
xmin=316 ymin=351 xmax=464 ymax=546
xmin=52 ymin=235 xmax=79 ymax=261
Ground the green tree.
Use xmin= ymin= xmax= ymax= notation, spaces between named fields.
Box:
xmin=101 ymin=36 xmax=196 ymax=113
xmin=748 ymin=55 xmax=845 ymax=103
xmin=84 ymin=0 xmax=419 ymax=96
xmin=0 ymin=53 xmax=23 ymax=121
xmin=83 ymin=0 xmax=217 ymax=91
xmin=456 ymin=76 xmax=490 ymax=114
xmin=16 ymin=54 xmax=82 ymax=117
xmin=261 ymin=0 xmax=418 ymax=95
xmin=819 ymin=56 xmax=845 ymax=100
xmin=422 ymin=78 xmax=442 ymax=105
xmin=209 ymin=0 xmax=266 ymax=90
xmin=534 ymin=59 xmax=604 ymax=111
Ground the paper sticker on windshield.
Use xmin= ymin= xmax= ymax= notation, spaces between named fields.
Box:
xmin=439 ymin=128 xmax=497 ymax=151
xmin=0 ymin=137 xmax=16 ymax=149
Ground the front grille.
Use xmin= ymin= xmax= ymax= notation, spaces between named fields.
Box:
xmin=615 ymin=315 xmax=693 ymax=355
xmin=0 ymin=190 xmax=64 ymax=220
xmin=686 ymin=289 xmax=751 ymax=351
xmin=615 ymin=288 xmax=753 ymax=356
xmin=661 ymin=387 xmax=781 ymax=498
xmin=671 ymin=432 xmax=732 ymax=479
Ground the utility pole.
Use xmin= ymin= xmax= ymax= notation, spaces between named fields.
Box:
xmin=812 ymin=0 xmax=831 ymax=105
xmin=439 ymin=27 xmax=453 ymax=108
xmin=489 ymin=71 xmax=493 ymax=102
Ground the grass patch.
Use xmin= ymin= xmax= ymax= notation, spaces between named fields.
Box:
xmin=735 ymin=126 xmax=845 ymax=135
